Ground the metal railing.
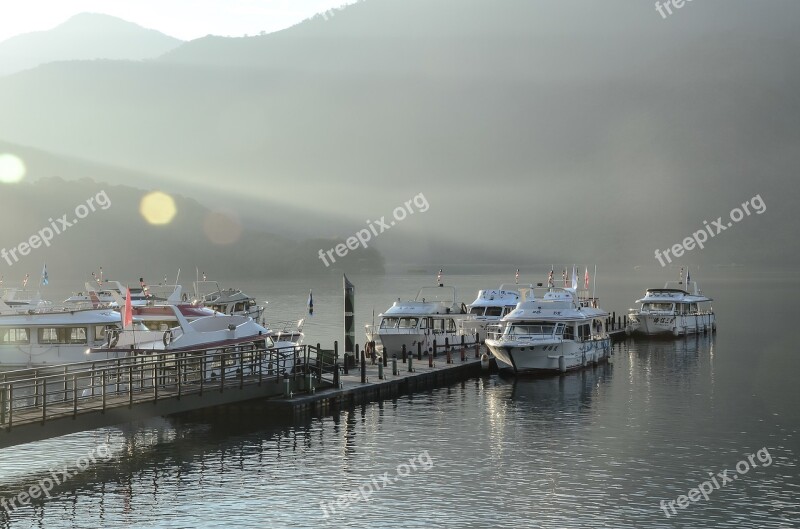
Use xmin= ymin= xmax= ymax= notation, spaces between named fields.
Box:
xmin=0 ymin=343 xmax=330 ymax=429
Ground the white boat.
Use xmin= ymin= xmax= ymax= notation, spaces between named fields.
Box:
xmin=1 ymin=289 xmax=52 ymax=311
xmin=626 ymin=281 xmax=715 ymax=336
xmin=0 ymin=300 xmax=125 ymax=367
xmin=64 ymin=280 xmax=151 ymax=307
xmin=193 ymin=280 xmax=264 ymax=321
xmin=462 ymin=284 xmax=533 ymax=339
xmin=365 ymin=285 xmax=478 ymax=356
xmin=485 ymin=286 xmax=611 ymax=374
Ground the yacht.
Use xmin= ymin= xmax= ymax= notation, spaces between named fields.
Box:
xmin=462 ymin=284 xmax=533 ymax=338
xmin=0 ymin=299 xmax=125 ymax=367
xmin=193 ymin=280 xmax=264 ymax=321
xmin=64 ymin=280 xmax=151 ymax=307
xmin=626 ymin=280 xmax=715 ymax=336
xmin=365 ymin=285 xmax=478 ymax=356
xmin=485 ymin=286 xmax=611 ymax=374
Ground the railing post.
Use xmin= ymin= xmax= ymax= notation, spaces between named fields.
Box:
xmin=7 ymin=384 xmax=12 ymax=429
xmin=430 ymin=339 xmax=436 ymax=367
xmin=380 ymin=342 xmax=386 ymax=368
xmin=258 ymin=347 xmax=263 ymax=386
xmin=63 ymin=366 xmax=68 ymax=401
xmin=41 ymin=379 xmax=47 ymax=425
xmin=445 ymin=337 xmax=451 ymax=364
xmin=102 ymin=371 xmax=107 ymax=413
xmin=475 ymin=333 xmax=480 ymax=359
xmin=72 ymin=374 xmax=78 ymax=419
xmin=317 ymin=343 xmax=323 ymax=382
xmin=154 ymin=363 xmax=159 ymax=402
xmin=220 ymin=353 xmax=225 ymax=393
xmin=417 ymin=341 xmax=422 ymax=361
xmin=200 ymin=355 xmax=205 ymax=396
xmin=91 ymin=362 xmax=97 ymax=397
xmin=129 ymin=365 xmax=135 ymax=408
xmin=239 ymin=349 xmax=245 ymax=390
xmin=1 ymin=384 xmax=6 ymax=426
xmin=34 ymin=370 xmax=39 ymax=408
xmin=402 ymin=344 xmax=407 ymax=362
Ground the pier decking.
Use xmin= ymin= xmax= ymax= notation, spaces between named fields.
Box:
xmin=0 ymin=326 xmax=627 ymax=449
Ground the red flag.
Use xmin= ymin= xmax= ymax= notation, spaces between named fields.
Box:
xmin=584 ymin=267 xmax=590 ymax=289
xmin=123 ymin=287 xmax=133 ymax=329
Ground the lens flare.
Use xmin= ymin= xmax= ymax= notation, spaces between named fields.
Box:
xmin=139 ymin=191 xmax=177 ymax=225
xmin=0 ymin=153 xmax=26 ymax=184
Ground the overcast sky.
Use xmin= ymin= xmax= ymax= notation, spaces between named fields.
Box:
xmin=0 ymin=0 xmax=358 ymax=42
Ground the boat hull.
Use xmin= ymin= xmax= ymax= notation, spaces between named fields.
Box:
xmin=375 ymin=331 xmax=477 ymax=357
xmin=486 ymin=337 xmax=611 ymax=375
xmin=627 ymin=313 xmax=715 ymax=336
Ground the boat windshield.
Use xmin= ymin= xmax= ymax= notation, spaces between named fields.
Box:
xmin=380 ymin=317 xmax=399 ymax=329
xmin=485 ymin=307 xmax=503 ymax=317
xmin=469 ymin=307 xmax=485 ymax=316
xmin=642 ymin=302 xmax=674 ymax=312
xmin=505 ymin=323 xmax=562 ymax=337
xmin=398 ymin=317 xmax=419 ymax=329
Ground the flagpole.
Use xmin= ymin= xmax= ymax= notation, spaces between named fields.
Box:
xmin=593 ymin=265 xmax=597 ymax=303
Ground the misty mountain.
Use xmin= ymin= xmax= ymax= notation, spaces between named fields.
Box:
xmin=0 ymin=177 xmax=384 ymax=280
xmin=0 ymin=13 xmax=183 ymax=76
xmin=0 ymin=0 xmax=798 ymax=268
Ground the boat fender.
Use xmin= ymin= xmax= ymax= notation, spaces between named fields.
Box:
xmin=107 ymin=330 xmax=120 ymax=348
xmin=163 ymin=330 xmax=173 ymax=347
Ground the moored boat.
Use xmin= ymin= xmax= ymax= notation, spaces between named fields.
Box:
xmin=365 ymin=285 xmax=478 ymax=356
xmin=485 ymin=286 xmax=611 ymax=374
xmin=626 ymin=279 xmax=715 ymax=337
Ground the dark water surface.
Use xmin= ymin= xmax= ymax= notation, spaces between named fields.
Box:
xmin=0 ymin=270 xmax=798 ymax=528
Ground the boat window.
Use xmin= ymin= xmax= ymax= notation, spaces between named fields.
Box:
xmin=1 ymin=328 xmax=30 ymax=344
xmin=502 ymin=307 xmax=514 ymax=316
xmin=419 ymin=318 xmax=428 ymax=329
xmin=643 ymin=302 xmax=674 ymax=312
xmin=690 ymin=303 xmax=698 ymax=313
xmin=485 ymin=307 xmax=503 ymax=317
xmin=563 ymin=325 xmax=574 ymax=340
xmin=578 ymin=324 xmax=591 ymax=340
xmin=431 ymin=319 xmax=446 ymax=333
xmin=38 ymin=327 xmax=88 ymax=344
xmin=398 ymin=317 xmax=419 ymax=329
xmin=469 ymin=307 xmax=485 ymax=316
xmin=555 ymin=323 xmax=565 ymax=336
xmin=447 ymin=319 xmax=457 ymax=332
xmin=234 ymin=302 xmax=246 ymax=312
xmin=380 ymin=317 xmax=399 ymax=329
xmin=507 ymin=323 xmax=556 ymax=336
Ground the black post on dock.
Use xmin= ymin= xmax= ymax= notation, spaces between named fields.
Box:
xmin=417 ymin=342 xmax=422 ymax=361
xmin=360 ymin=348 xmax=366 ymax=384
xmin=445 ymin=337 xmax=451 ymax=364
xmin=402 ymin=344 xmax=407 ymax=362
xmin=433 ymin=339 xmax=437 ymax=359
xmin=612 ymin=312 xmax=616 ymax=330
xmin=381 ymin=342 xmax=387 ymax=368
xmin=475 ymin=333 xmax=480 ymax=359
xmin=461 ymin=335 xmax=466 ymax=362
xmin=430 ymin=339 xmax=436 ymax=367
xmin=333 ymin=341 xmax=340 ymax=387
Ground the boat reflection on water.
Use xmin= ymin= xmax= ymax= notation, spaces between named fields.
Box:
xmin=507 ymin=361 xmax=614 ymax=408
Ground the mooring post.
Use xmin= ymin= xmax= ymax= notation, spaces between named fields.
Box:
xmin=430 ymin=339 xmax=435 ymax=368
xmin=461 ymin=335 xmax=466 ymax=362
xmin=417 ymin=341 xmax=422 ymax=361
xmin=317 ymin=343 xmax=323 ymax=382
xmin=381 ymin=343 xmax=387 ymax=368
xmin=392 ymin=354 xmax=398 ymax=376
xmin=360 ymin=348 xmax=367 ymax=384
xmin=402 ymin=344 xmax=407 ymax=362
xmin=378 ymin=359 xmax=384 ymax=380
xmin=445 ymin=337 xmax=451 ymax=364
xmin=475 ymin=332 xmax=481 ymax=358
xmin=408 ymin=353 xmax=413 ymax=373
xmin=433 ymin=339 xmax=437 ymax=359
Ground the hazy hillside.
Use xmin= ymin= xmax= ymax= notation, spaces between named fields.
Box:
xmin=0 ymin=177 xmax=385 ymax=279
xmin=0 ymin=13 xmax=183 ymax=76
xmin=0 ymin=0 xmax=797 ymax=268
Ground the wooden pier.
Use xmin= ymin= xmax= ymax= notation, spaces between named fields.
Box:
xmin=0 ymin=325 xmax=629 ymax=449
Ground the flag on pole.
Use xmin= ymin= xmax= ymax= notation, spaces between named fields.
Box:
xmin=571 ymin=266 xmax=578 ymax=290
xmin=548 ymin=266 xmax=554 ymax=288
xmin=515 ymin=269 xmax=520 ymax=285
xmin=22 ymin=274 xmax=29 ymax=287
xmin=437 ymin=269 xmax=443 ymax=285
xmin=686 ymin=268 xmax=691 ymax=285
xmin=41 ymin=263 xmax=48 ymax=286
xmin=562 ymin=268 xmax=567 ymax=287
xmin=584 ymin=267 xmax=589 ymax=289
xmin=307 ymin=290 xmax=314 ymax=316
xmin=123 ymin=287 xmax=133 ymax=329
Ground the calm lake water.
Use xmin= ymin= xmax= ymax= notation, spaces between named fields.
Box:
xmin=0 ymin=269 xmax=798 ymax=528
